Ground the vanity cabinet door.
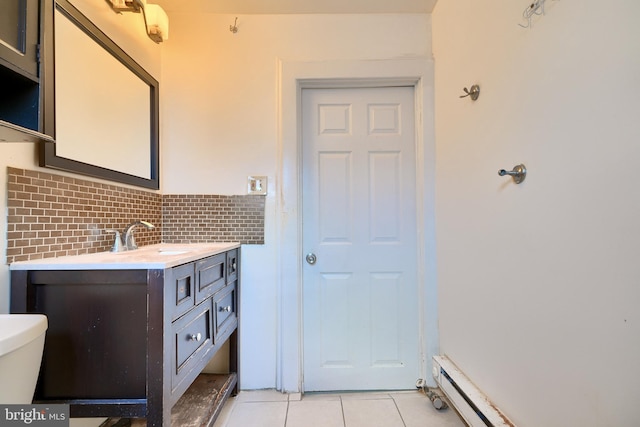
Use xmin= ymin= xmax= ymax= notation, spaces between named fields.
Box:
xmin=171 ymin=299 xmax=214 ymax=391
xmin=214 ymin=283 xmax=237 ymax=341
xmin=0 ymin=0 xmax=39 ymax=79
xmin=26 ymin=270 xmax=149 ymax=400
xmin=168 ymin=262 xmax=196 ymax=321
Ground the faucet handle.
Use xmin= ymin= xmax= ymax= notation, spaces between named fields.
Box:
xmin=105 ymin=229 xmax=126 ymax=252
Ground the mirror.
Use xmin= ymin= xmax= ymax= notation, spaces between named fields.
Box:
xmin=41 ymin=0 xmax=159 ymax=190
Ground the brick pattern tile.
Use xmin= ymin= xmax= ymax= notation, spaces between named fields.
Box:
xmin=5 ymin=168 xmax=266 ymax=264
xmin=6 ymin=167 xmax=162 ymax=263
xmin=162 ymin=194 xmax=265 ymax=245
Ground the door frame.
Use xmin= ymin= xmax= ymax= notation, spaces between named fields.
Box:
xmin=276 ymin=58 xmax=438 ymax=393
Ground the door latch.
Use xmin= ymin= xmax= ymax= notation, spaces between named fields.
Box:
xmin=305 ymin=253 xmax=317 ymax=265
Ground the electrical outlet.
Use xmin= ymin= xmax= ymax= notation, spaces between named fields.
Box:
xmin=248 ymin=176 xmax=267 ymax=195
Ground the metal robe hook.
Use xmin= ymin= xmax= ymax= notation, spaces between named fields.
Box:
xmin=519 ymin=0 xmax=558 ymax=29
xmin=498 ymin=164 xmax=527 ymax=184
xmin=460 ymin=85 xmax=480 ymax=101
xmin=230 ymin=17 xmax=238 ymax=33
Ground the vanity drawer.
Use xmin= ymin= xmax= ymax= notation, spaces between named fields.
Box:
xmin=214 ymin=284 xmax=237 ymax=338
xmin=171 ymin=299 xmax=213 ymax=390
xmin=196 ymin=253 xmax=226 ymax=304
xmin=168 ymin=262 xmax=196 ymax=321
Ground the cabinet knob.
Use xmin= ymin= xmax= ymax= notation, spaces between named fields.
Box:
xmin=219 ymin=306 xmax=232 ymax=313
xmin=189 ymin=333 xmax=202 ymax=342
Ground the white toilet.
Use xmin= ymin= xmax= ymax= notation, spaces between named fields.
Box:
xmin=0 ymin=314 xmax=48 ymax=403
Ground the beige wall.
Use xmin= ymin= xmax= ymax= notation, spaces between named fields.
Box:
xmin=160 ymin=12 xmax=432 ymax=389
xmin=2 ymin=5 xmax=431 ymax=393
xmin=161 ymin=13 xmax=431 ymax=194
xmin=433 ymin=1 xmax=640 ymax=426
xmin=0 ymin=146 xmax=38 ymax=313
xmin=2 ymin=5 xmax=430 ymax=426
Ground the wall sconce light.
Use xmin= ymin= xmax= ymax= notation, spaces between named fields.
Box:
xmin=106 ymin=0 xmax=169 ymax=43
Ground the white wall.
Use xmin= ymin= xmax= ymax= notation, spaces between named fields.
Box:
xmin=432 ymin=1 xmax=640 ymax=426
xmin=0 ymin=145 xmax=39 ymax=313
xmin=160 ymin=13 xmax=432 ymax=389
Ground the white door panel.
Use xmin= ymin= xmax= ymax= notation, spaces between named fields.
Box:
xmin=302 ymin=87 xmax=419 ymax=391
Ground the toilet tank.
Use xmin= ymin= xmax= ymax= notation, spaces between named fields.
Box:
xmin=0 ymin=314 xmax=48 ymax=404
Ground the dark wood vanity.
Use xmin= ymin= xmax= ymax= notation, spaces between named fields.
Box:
xmin=10 ymin=243 xmax=240 ymax=427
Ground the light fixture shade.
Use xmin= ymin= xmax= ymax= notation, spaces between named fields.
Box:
xmin=144 ymin=4 xmax=169 ymax=43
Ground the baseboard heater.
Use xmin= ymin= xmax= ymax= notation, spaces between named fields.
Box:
xmin=433 ymin=356 xmax=516 ymax=427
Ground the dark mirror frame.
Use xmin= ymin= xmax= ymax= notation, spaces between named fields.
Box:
xmin=40 ymin=0 xmax=160 ymax=190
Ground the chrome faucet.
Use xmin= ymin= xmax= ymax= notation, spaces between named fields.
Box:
xmin=123 ymin=220 xmax=155 ymax=250
xmin=105 ymin=229 xmax=125 ymax=252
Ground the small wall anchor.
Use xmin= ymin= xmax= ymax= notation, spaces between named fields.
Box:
xmin=498 ymin=164 xmax=527 ymax=184
xmin=460 ymin=85 xmax=480 ymax=101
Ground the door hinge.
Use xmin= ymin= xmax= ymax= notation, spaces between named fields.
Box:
xmin=36 ymin=43 xmax=41 ymax=64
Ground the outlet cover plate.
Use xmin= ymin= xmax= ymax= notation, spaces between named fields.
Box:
xmin=248 ymin=176 xmax=267 ymax=195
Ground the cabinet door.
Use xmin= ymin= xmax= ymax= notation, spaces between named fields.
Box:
xmin=0 ymin=0 xmax=39 ymax=79
xmin=168 ymin=262 xmax=197 ymax=321
xmin=213 ymin=283 xmax=237 ymax=341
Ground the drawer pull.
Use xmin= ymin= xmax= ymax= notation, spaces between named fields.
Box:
xmin=219 ymin=306 xmax=232 ymax=313
xmin=188 ymin=333 xmax=202 ymax=342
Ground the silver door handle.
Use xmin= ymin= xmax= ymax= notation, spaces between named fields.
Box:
xmin=306 ymin=253 xmax=317 ymax=265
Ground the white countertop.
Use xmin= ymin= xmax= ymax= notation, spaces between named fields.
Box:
xmin=9 ymin=242 xmax=241 ymax=270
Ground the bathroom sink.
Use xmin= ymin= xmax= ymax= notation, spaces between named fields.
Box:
xmin=112 ymin=247 xmax=190 ymax=255
xmin=157 ymin=250 xmax=189 ymax=255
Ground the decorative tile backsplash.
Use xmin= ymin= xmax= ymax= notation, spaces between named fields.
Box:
xmin=6 ymin=167 xmax=162 ymax=263
xmin=6 ymin=168 xmax=266 ymax=264
xmin=162 ymin=194 xmax=265 ymax=245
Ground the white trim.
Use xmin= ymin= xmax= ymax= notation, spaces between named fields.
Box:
xmin=276 ymin=58 xmax=438 ymax=392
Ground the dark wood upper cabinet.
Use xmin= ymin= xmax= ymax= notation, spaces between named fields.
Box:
xmin=0 ymin=0 xmax=39 ymax=78
xmin=0 ymin=0 xmax=54 ymax=142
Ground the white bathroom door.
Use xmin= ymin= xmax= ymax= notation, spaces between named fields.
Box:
xmin=302 ymin=86 xmax=419 ymax=391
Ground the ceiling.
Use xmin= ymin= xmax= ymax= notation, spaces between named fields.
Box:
xmin=152 ymin=0 xmax=438 ymax=15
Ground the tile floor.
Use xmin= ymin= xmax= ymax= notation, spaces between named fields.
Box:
xmin=212 ymin=389 xmax=466 ymax=427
